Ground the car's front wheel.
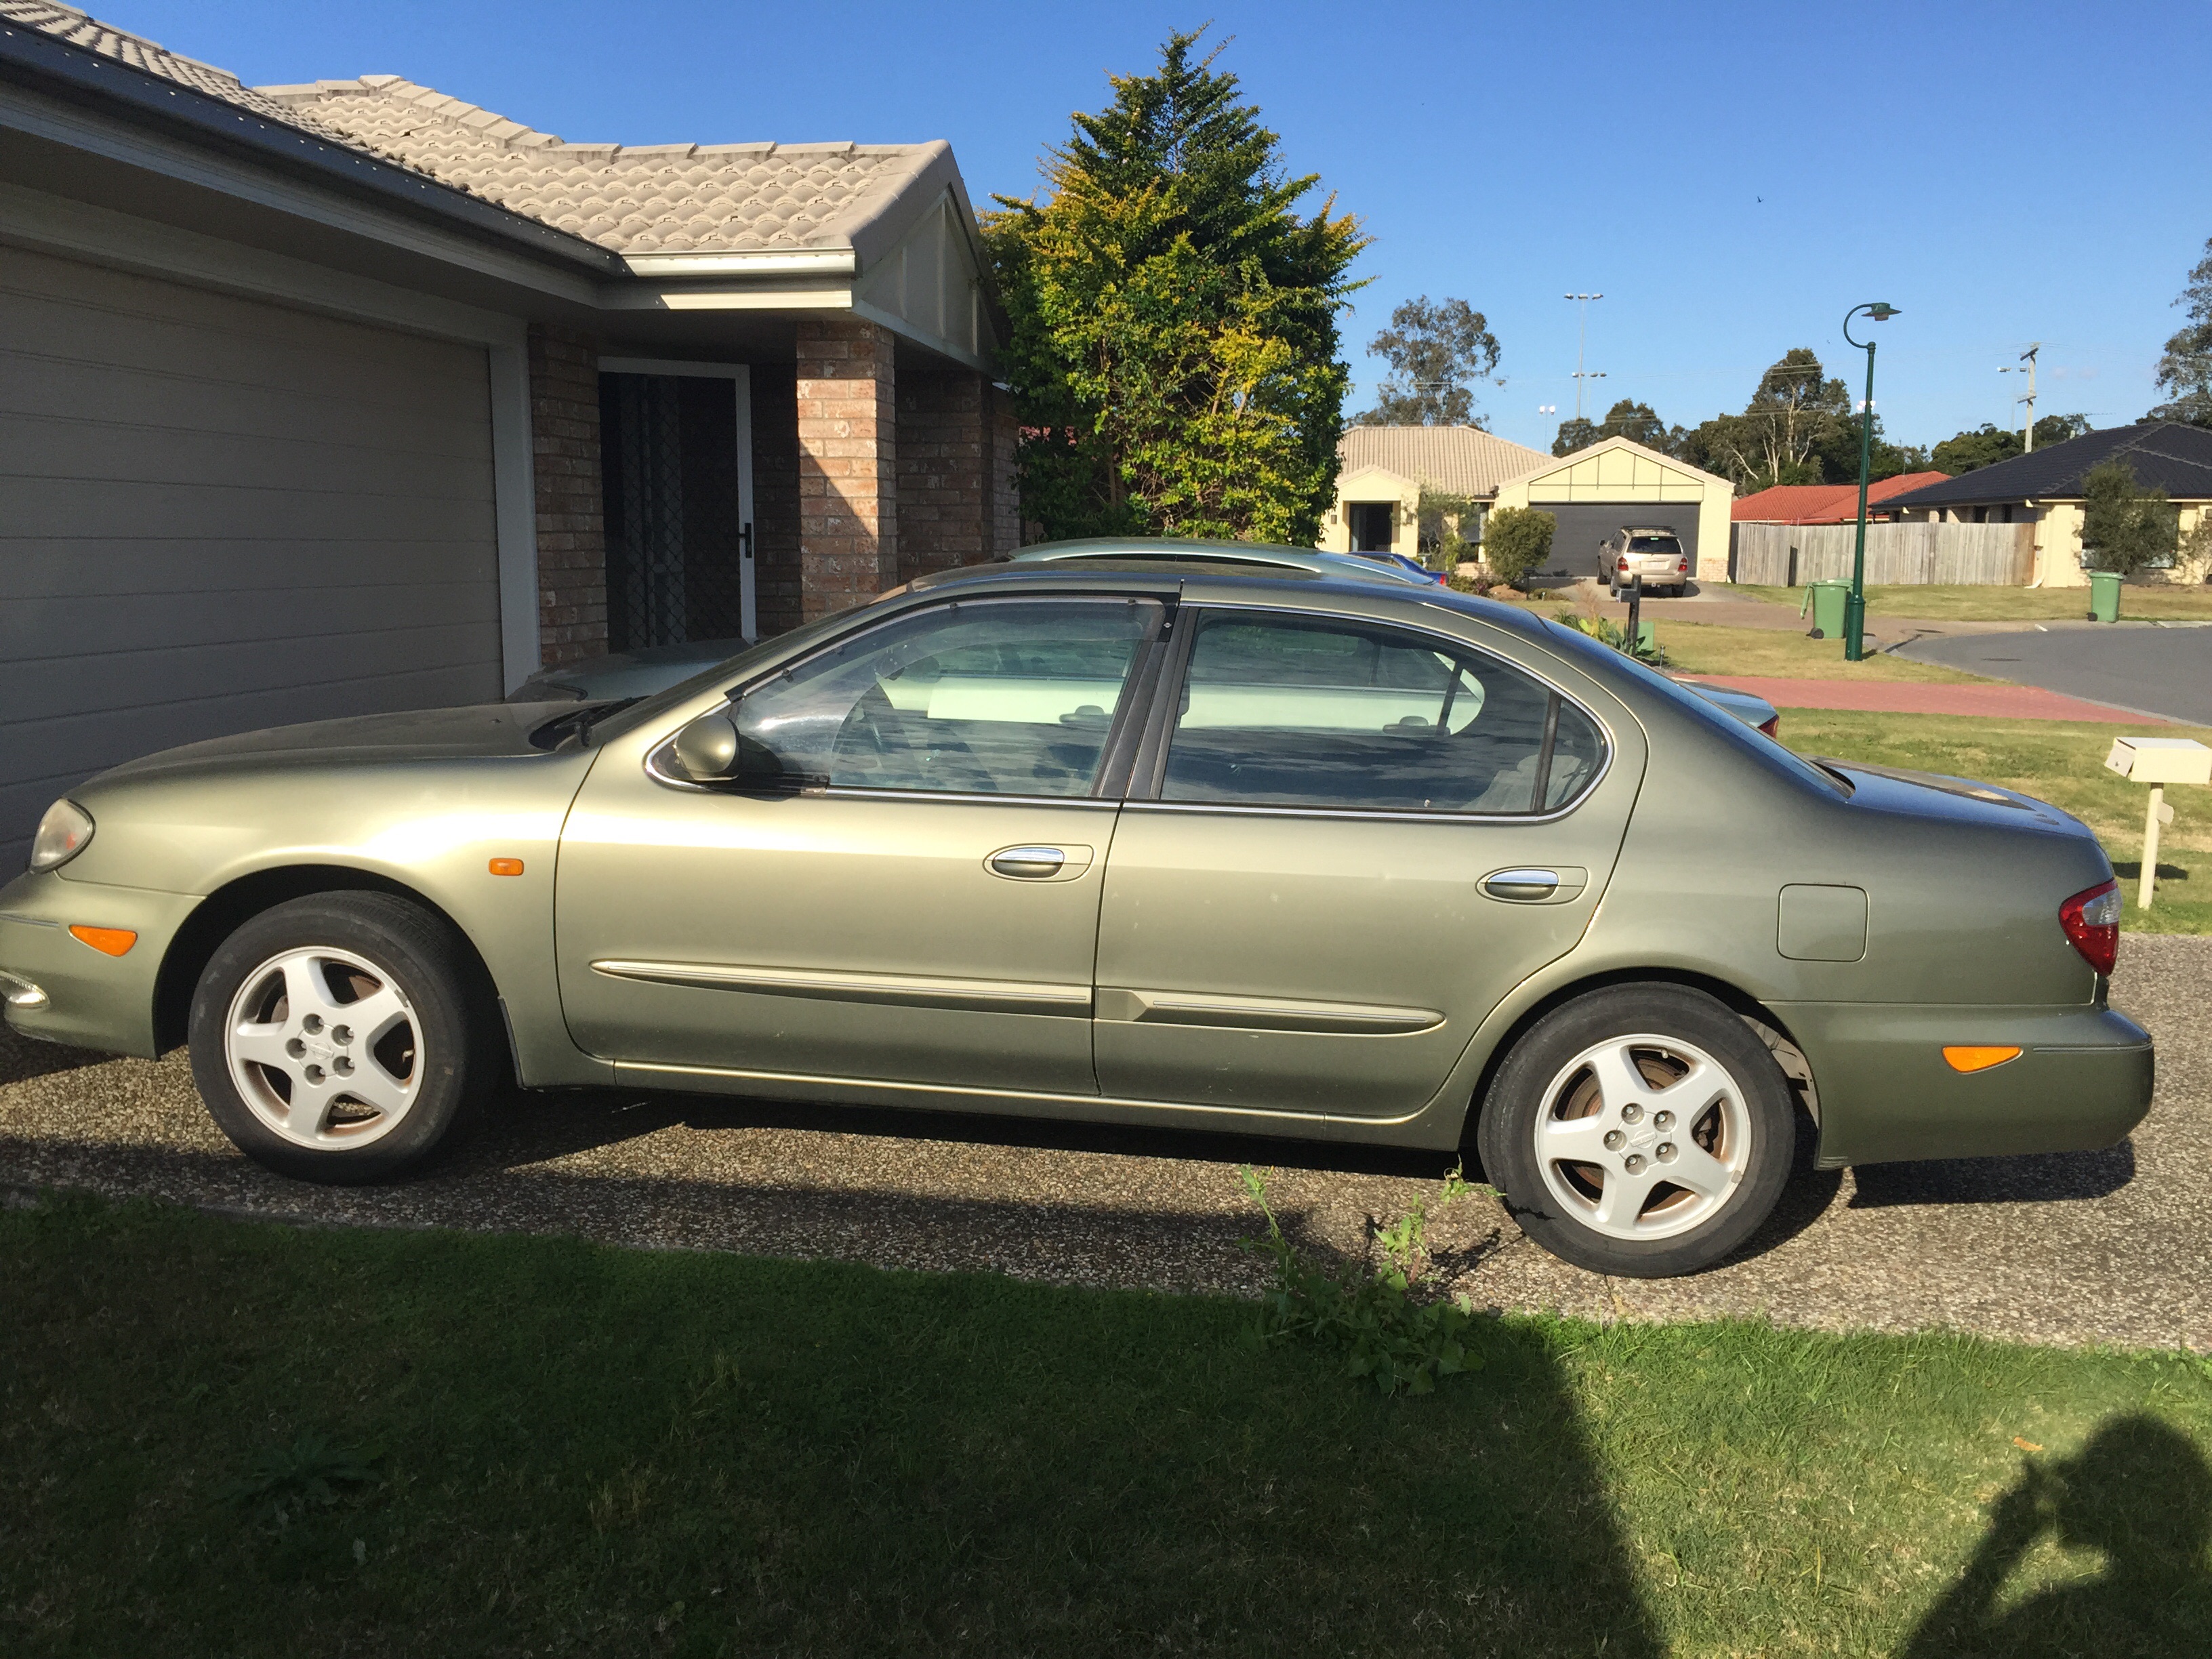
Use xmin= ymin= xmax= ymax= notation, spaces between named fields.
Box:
xmin=188 ymin=893 xmax=494 ymax=1183
xmin=1476 ymin=985 xmax=1795 ymax=1277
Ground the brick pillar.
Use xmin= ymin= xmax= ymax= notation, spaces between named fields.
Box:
xmin=525 ymin=323 xmax=607 ymax=664
xmin=796 ymin=318 xmax=897 ymax=621
xmin=896 ymin=369 xmax=984 ymax=581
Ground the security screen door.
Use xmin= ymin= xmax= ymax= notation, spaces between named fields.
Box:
xmin=599 ymin=362 xmax=756 ymax=646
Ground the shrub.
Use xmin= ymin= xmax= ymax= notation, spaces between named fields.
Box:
xmin=1482 ymin=506 xmax=1555 ymax=588
xmin=2080 ymin=462 xmax=2180 ymax=576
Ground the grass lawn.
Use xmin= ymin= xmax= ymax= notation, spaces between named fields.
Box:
xmin=4 ymin=1194 xmax=2210 ymax=1658
xmin=1782 ymin=710 xmax=2212 ymax=935
xmin=1732 ymin=583 xmax=2212 ymax=621
xmin=1656 ymin=620 xmax=1992 ymax=682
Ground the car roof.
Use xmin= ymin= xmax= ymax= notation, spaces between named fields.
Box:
xmin=1004 ymin=537 xmax=1431 ymax=586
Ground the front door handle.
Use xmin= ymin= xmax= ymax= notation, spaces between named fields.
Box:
xmin=1482 ymin=867 xmax=1561 ymax=901
xmin=989 ymin=846 xmax=1067 ymax=880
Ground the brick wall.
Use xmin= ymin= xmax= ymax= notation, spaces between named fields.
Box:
xmin=526 ymin=323 xmax=608 ymax=664
xmin=897 ymin=369 xmax=987 ymax=581
xmin=795 ymin=317 xmax=897 ymax=623
xmin=750 ymin=361 xmax=802 ymax=636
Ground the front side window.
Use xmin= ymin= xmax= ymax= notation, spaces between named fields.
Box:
xmin=1158 ymin=612 xmax=1605 ymax=814
xmin=727 ymin=598 xmax=1159 ymax=796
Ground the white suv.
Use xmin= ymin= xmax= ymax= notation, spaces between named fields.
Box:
xmin=1603 ymin=527 xmax=1691 ymax=597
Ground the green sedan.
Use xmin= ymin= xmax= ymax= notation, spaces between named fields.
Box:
xmin=0 ymin=544 xmax=2152 ymax=1277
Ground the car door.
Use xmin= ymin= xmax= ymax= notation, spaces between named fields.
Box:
xmin=556 ymin=594 xmax=1162 ymax=1094
xmin=1094 ymin=602 xmax=1639 ymax=1120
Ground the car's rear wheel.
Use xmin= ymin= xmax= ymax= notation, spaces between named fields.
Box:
xmin=1476 ymin=985 xmax=1795 ymax=1277
xmin=188 ymin=893 xmax=493 ymax=1183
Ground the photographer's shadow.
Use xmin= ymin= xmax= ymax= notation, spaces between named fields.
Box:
xmin=1905 ymin=1414 xmax=2212 ymax=1656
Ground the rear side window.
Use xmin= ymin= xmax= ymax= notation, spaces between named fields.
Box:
xmin=1157 ymin=612 xmax=1605 ymax=814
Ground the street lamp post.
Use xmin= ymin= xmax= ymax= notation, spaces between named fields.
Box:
xmin=1841 ymin=302 xmax=1900 ymax=663
xmin=1564 ymin=293 xmax=1603 ymax=419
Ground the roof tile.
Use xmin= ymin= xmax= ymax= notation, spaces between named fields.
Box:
xmin=1336 ymin=425 xmax=1553 ymax=497
xmin=4 ymin=1 xmax=949 ymax=258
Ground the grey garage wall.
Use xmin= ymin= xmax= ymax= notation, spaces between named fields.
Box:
xmin=1531 ymin=503 xmax=1701 ymax=580
xmin=0 ymin=246 xmax=504 ymax=869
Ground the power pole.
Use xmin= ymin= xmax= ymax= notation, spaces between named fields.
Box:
xmin=2000 ymin=343 xmax=2041 ymax=451
xmin=1565 ymin=293 xmax=1603 ymax=419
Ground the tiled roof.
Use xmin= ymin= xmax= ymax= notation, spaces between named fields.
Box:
xmin=1733 ymin=472 xmax=1950 ymax=523
xmin=0 ymin=0 xmax=355 ymax=138
xmin=1883 ymin=424 xmax=2212 ymax=508
xmin=5 ymin=3 xmax=956 ymax=259
xmin=1338 ymin=425 xmax=1552 ymax=497
xmin=255 ymin=79 xmax=946 ymax=257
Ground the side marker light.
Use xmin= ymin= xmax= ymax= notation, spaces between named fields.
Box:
xmin=489 ymin=858 xmax=525 ymax=877
xmin=68 ymin=925 xmax=138 ymax=957
xmin=1943 ymin=1045 xmax=2022 ymax=1073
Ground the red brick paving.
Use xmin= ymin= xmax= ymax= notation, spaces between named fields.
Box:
xmin=1686 ymin=676 xmax=2168 ymax=724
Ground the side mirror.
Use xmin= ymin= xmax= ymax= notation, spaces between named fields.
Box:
xmin=671 ymin=710 xmax=739 ymax=779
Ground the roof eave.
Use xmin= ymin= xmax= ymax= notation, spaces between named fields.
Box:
xmin=0 ymin=17 xmax=625 ymax=276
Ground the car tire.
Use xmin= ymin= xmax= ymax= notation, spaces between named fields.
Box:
xmin=188 ymin=893 xmax=497 ymax=1183
xmin=1475 ymin=985 xmax=1795 ymax=1277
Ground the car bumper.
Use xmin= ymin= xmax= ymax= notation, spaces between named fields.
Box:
xmin=0 ymin=869 xmax=197 ymax=1058
xmin=1778 ymin=1000 xmax=2155 ymax=1167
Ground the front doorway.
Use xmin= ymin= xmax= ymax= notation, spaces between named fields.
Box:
xmin=1347 ymin=501 xmax=1396 ymax=554
xmin=599 ymin=361 xmax=756 ymax=649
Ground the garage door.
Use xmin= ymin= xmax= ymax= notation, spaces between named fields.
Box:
xmin=0 ymin=247 xmax=504 ymax=868
xmin=1530 ymin=503 xmax=1700 ymax=581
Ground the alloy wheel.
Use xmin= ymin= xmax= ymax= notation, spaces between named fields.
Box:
xmin=223 ymin=946 xmax=423 ymax=1149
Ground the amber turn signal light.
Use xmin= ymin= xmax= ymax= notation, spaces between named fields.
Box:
xmin=1943 ymin=1045 xmax=2022 ymax=1073
xmin=488 ymin=857 xmax=525 ymax=877
xmin=68 ymin=925 xmax=138 ymax=957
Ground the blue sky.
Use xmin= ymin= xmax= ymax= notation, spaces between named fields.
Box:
xmin=108 ymin=0 xmax=2212 ymax=453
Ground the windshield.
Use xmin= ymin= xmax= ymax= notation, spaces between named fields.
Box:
xmin=581 ymin=604 xmax=871 ymax=745
xmin=1538 ymin=620 xmax=1847 ymax=795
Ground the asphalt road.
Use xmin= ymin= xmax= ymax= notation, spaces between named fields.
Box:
xmin=3 ymin=936 xmax=2206 ymax=1353
xmin=1895 ymin=624 xmax=2212 ymax=724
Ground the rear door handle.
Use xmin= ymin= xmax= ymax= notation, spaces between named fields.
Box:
xmin=989 ymin=846 xmax=1068 ymax=880
xmin=1482 ymin=867 xmax=1562 ymax=901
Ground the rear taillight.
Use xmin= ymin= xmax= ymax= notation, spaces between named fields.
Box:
xmin=2058 ymin=879 xmax=2121 ymax=975
xmin=1677 ymin=559 xmax=1689 ymax=571
xmin=1757 ymin=715 xmax=1780 ymax=739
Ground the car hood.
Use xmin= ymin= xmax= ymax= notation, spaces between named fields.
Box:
xmin=90 ymin=702 xmax=563 ymax=785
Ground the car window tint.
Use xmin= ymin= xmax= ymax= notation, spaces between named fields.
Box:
xmin=734 ymin=598 xmax=1158 ymax=795
xmin=1161 ymin=613 xmax=1598 ymax=813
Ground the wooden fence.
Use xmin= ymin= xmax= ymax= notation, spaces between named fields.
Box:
xmin=1730 ymin=520 xmax=2033 ymax=586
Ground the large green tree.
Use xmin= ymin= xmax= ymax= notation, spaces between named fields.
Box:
xmin=1352 ymin=295 xmax=1500 ymax=427
xmin=1671 ymin=350 xmax=1928 ymax=488
xmin=984 ymin=30 xmax=1369 ymax=544
xmin=2150 ymin=236 xmax=2212 ymax=426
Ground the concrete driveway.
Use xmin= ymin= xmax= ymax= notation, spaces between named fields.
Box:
xmin=1893 ymin=625 xmax=2212 ymax=724
xmin=3 ymin=937 xmax=2205 ymax=1354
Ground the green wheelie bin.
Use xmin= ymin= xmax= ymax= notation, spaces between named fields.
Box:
xmin=2088 ymin=569 xmax=2123 ymax=622
xmin=1801 ymin=579 xmax=1850 ymax=639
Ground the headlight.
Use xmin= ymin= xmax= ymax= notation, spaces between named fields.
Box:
xmin=28 ymin=799 xmax=94 ymax=872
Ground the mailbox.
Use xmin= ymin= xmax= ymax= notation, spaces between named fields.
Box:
xmin=2102 ymin=736 xmax=2208 ymax=911
xmin=2104 ymin=736 xmax=2212 ymax=786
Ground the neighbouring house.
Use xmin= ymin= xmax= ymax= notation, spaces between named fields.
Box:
xmin=1318 ymin=426 xmax=1549 ymax=559
xmin=1879 ymin=424 xmax=2212 ymax=588
xmin=1732 ymin=473 xmax=1950 ymax=525
xmin=1489 ymin=438 xmax=1736 ymax=583
xmin=0 ymin=2 xmax=1019 ymax=865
